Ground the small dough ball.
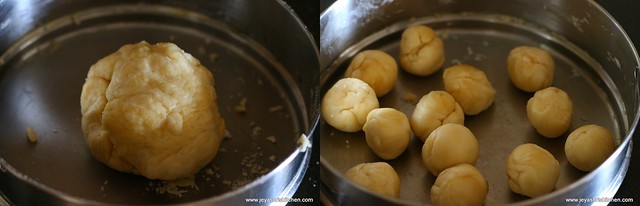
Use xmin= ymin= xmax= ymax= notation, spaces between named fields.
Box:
xmin=322 ymin=78 xmax=379 ymax=132
xmin=565 ymin=124 xmax=616 ymax=172
xmin=410 ymin=91 xmax=465 ymax=142
xmin=345 ymin=50 xmax=398 ymax=97
xmin=363 ymin=108 xmax=411 ymax=160
xmin=527 ymin=87 xmax=573 ymax=138
xmin=80 ymin=41 xmax=225 ymax=180
xmin=345 ymin=162 xmax=401 ymax=198
xmin=422 ymin=123 xmax=479 ymax=176
xmin=431 ymin=164 xmax=488 ymax=206
xmin=507 ymin=46 xmax=555 ymax=92
xmin=399 ymin=25 xmax=445 ymax=76
xmin=506 ymin=143 xmax=560 ymax=198
xmin=443 ymin=64 xmax=496 ymax=115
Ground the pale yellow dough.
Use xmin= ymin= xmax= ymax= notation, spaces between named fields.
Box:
xmin=422 ymin=123 xmax=479 ymax=176
xmin=80 ymin=41 xmax=225 ymax=180
xmin=322 ymin=78 xmax=379 ymax=132
xmin=565 ymin=124 xmax=616 ymax=172
xmin=507 ymin=46 xmax=555 ymax=92
xmin=506 ymin=143 xmax=560 ymax=198
xmin=527 ymin=87 xmax=573 ymax=138
xmin=410 ymin=91 xmax=464 ymax=142
xmin=363 ymin=108 xmax=411 ymax=160
xmin=345 ymin=50 xmax=398 ymax=97
xmin=345 ymin=162 xmax=401 ymax=198
xmin=399 ymin=25 xmax=445 ymax=76
xmin=431 ymin=164 xmax=488 ymax=206
xmin=443 ymin=64 xmax=496 ymax=115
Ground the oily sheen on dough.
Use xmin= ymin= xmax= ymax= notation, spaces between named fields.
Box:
xmin=80 ymin=41 xmax=225 ymax=180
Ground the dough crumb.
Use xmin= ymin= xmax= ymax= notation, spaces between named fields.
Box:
xmin=402 ymin=92 xmax=418 ymax=104
xmin=234 ymin=98 xmax=248 ymax=113
xmin=269 ymin=155 xmax=276 ymax=162
xmin=266 ymin=135 xmax=277 ymax=143
xmin=224 ymin=129 xmax=232 ymax=139
xmin=26 ymin=127 xmax=38 ymax=143
xmin=269 ymin=105 xmax=284 ymax=112
xmin=208 ymin=53 xmax=218 ymax=62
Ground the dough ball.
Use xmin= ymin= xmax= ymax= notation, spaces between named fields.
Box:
xmin=322 ymin=78 xmax=379 ymax=132
xmin=565 ymin=124 xmax=616 ymax=172
xmin=363 ymin=108 xmax=411 ymax=160
xmin=527 ymin=87 xmax=573 ymax=138
xmin=410 ymin=91 xmax=465 ymax=142
xmin=431 ymin=164 xmax=488 ymax=206
xmin=80 ymin=41 xmax=225 ymax=180
xmin=507 ymin=46 xmax=555 ymax=92
xmin=345 ymin=162 xmax=401 ymax=198
xmin=345 ymin=50 xmax=398 ymax=97
xmin=443 ymin=64 xmax=496 ymax=115
xmin=506 ymin=143 xmax=560 ymax=198
xmin=399 ymin=25 xmax=445 ymax=76
xmin=422 ymin=123 xmax=479 ymax=176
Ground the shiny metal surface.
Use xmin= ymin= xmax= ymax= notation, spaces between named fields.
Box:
xmin=320 ymin=0 xmax=639 ymax=205
xmin=0 ymin=0 xmax=319 ymax=205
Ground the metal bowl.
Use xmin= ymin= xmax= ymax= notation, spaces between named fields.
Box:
xmin=320 ymin=0 xmax=639 ymax=205
xmin=0 ymin=0 xmax=318 ymax=205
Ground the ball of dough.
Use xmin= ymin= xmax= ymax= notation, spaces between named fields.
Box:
xmin=565 ymin=124 xmax=616 ymax=172
xmin=399 ymin=25 xmax=445 ymax=76
xmin=345 ymin=162 xmax=401 ymax=197
xmin=422 ymin=123 xmax=479 ymax=176
xmin=443 ymin=64 xmax=496 ymax=115
xmin=80 ymin=41 xmax=225 ymax=180
xmin=345 ymin=50 xmax=398 ymax=97
xmin=506 ymin=143 xmax=560 ymax=198
xmin=322 ymin=78 xmax=379 ymax=132
xmin=527 ymin=87 xmax=573 ymax=138
xmin=431 ymin=164 xmax=488 ymax=206
xmin=363 ymin=108 xmax=411 ymax=160
xmin=507 ymin=46 xmax=555 ymax=92
xmin=410 ymin=91 xmax=465 ymax=142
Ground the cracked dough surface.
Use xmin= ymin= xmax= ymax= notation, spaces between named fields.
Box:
xmin=410 ymin=91 xmax=464 ymax=142
xmin=431 ymin=164 xmax=488 ymax=206
xmin=344 ymin=50 xmax=398 ymax=97
xmin=443 ymin=64 xmax=496 ymax=115
xmin=507 ymin=46 xmax=555 ymax=92
xmin=506 ymin=143 xmax=559 ymax=198
xmin=322 ymin=78 xmax=379 ymax=132
xmin=422 ymin=123 xmax=479 ymax=176
xmin=399 ymin=25 xmax=445 ymax=76
xmin=345 ymin=162 xmax=401 ymax=198
xmin=80 ymin=41 xmax=225 ymax=180
xmin=526 ymin=87 xmax=573 ymax=138
xmin=565 ymin=124 xmax=616 ymax=172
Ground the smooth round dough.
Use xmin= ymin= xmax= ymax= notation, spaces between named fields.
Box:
xmin=565 ymin=124 xmax=616 ymax=172
xmin=410 ymin=91 xmax=464 ymax=142
xmin=507 ymin=46 xmax=555 ymax=92
xmin=322 ymin=78 xmax=379 ymax=132
xmin=443 ymin=64 xmax=496 ymax=115
xmin=422 ymin=123 xmax=479 ymax=176
xmin=399 ymin=25 xmax=445 ymax=76
xmin=431 ymin=164 xmax=488 ymax=206
xmin=527 ymin=87 xmax=573 ymax=138
xmin=345 ymin=162 xmax=401 ymax=198
xmin=80 ymin=41 xmax=225 ymax=180
xmin=506 ymin=143 xmax=560 ymax=198
xmin=345 ymin=50 xmax=398 ymax=97
xmin=363 ymin=108 xmax=411 ymax=160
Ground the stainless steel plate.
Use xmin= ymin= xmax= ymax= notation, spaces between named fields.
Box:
xmin=0 ymin=3 xmax=310 ymax=205
xmin=321 ymin=13 xmax=629 ymax=204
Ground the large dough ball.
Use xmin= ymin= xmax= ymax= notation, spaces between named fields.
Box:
xmin=443 ymin=64 xmax=496 ymax=115
xmin=80 ymin=41 xmax=225 ymax=180
xmin=399 ymin=25 xmax=445 ymax=76
xmin=410 ymin=91 xmax=464 ymax=142
xmin=507 ymin=46 xmax=555 ymax=92
xmin=506 ymin=143 xmax=560 ymax=198
xmin=527 ymin=87 xmax=573 ymax=138
xmin=363 ymin=108 xmax=411 ymax=160
xmin=431 ymin=164 xmax=488 ymax=206
xmin=422 ymin=123 xmax=479 ymax=176
xmin=345 ymin=50 xmax=398 ymax=97
xmin=322 ymin=78 xmax=379 ymax=132
xmin=565 ymin=124 xmax=616 ymax=172
xmin=345 ymin=162 xmax=401 ymax=198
